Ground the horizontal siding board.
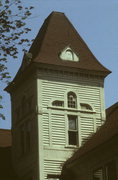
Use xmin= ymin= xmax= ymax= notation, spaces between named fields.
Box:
xmin=44 ymin=160 xmax=64 ymax=179
xmin=41 ymin=76 xmax=103 ymax=146
xmin=51 ymin=114 xmax=65 ymax=146
xmin=42 ymin=114 xmax=49 ymax=145
xmin=80 ymin=117 xmax=94 ymax=144
xmin=41 ymin=80 xmax=101 ymax=113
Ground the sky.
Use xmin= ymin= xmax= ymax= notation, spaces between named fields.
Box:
xmin=1 ymin=0 xmax=118 ymax=129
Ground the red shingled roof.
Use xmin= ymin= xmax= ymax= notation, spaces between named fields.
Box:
xmin=65 ymin=102 xmax=118 ymax=166
xmin=0 ymin=129 xmax=11 ymax=147
xmin=29 ymin=11 xmax=110 ymax=74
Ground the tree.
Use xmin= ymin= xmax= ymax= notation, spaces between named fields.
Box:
xmin=0 ymin=0 xmax=34 ymax=120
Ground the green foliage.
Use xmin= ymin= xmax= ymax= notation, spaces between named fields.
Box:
xmin=0 ymin=0 xmax=34 ymax=82
xmin=0 ymin=0 xmax=34 ymax=120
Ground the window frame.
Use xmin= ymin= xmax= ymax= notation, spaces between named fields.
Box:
xmin=67 ymin=91 xmax=77 ymax=109
xmin=68 ymin=115 xmax=78 ymax=146
xmin=52 ymin=100 xmax=64 ymax=107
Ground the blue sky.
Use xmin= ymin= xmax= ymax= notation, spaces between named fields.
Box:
xmin=1 ymin=0 xmax=118 ymax=129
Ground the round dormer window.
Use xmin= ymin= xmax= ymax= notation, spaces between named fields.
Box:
xmin=59 ymin=46 xmax=79 ymax=62
xmin=65 ymin=49 xmax=74 ymax=61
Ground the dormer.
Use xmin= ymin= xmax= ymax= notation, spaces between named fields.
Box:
xmin=59 ymin=46 xmax=79 ymax=62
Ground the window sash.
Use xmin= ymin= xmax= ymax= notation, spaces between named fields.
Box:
xmin=68 ymin=116 xmax=77 ymax=130
xmin=67 ymin=92 xmax=77 ymax=108
xmin=68 ymin=115 xmax=78 ymax=145
xmin=68 ymin=131 xmax=78 ymax=145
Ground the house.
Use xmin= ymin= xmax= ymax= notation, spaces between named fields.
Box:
xmin=5 ymin=11 xmax=110 ymax=180
xmin=61 ymin=102 xmax=118 ymax=180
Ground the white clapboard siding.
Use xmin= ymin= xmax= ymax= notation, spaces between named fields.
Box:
xmin=79 ymin=87 xmax=101 ymax=114
xmin=44 ymin=159 xmax=64 ymax=179
xmin=42 ymin=80 xmax=101 ymax=115
xmin=96 ymin=118 xmax=103 ymax=129
xmin=80 ymin=117 xmax=94 ymax=144
xmin=51 ymin=114 xmax=65 ymax=146
xmin=42 ymin=114 xmax=49 ymax=145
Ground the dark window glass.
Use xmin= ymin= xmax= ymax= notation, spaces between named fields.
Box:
xmin=68 ymin=131 xmax=77 ymax=145
xmin=52 ymin=100 xmax=64 ymax=107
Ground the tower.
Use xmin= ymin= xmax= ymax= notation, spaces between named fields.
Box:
xmin=5 ymin=12 xmax=110 ymax=180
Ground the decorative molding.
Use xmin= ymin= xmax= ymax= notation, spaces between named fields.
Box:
xmin=37 ymin=67 xmax=104 ymax=81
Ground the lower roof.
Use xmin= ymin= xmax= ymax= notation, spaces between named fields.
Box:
xmin=64 ymin=102 xmax=118 ymax=167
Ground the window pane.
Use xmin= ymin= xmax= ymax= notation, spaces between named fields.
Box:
xmin=52 ymin=100 xmax=64 ymax=107
xmin=68 ymin=92 xmax=77 ymax=108
xmin=68 ymin=116 xmax=77 ymax=130
xmin=68 ymin=131 xmax=77 ymax=145
xmin=80 ymin=103 xmax=92 ymax=110
xmin=69 ymin=119 xmax=76 ymax=130
xmin=93 ymin=169 xmax=103 ymax=180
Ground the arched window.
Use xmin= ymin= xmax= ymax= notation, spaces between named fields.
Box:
xmin=65 ymin=49 xmax=74 ymax=61
xmin=80 ymin=103 xmax=93 ymax=111
xmin=67 ymin=92 xmax=77 ymax=108
xmin=52 ymin=100 xmax=64 ymax=107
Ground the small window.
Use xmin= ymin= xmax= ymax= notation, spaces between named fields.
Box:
xmin=68 ymin=92 xmax=77 ymax=108
xmin=59 ymin=46 xmax=79 ymax=62
xmin=65 ymin=49 xmax=74 ymax=61
xmin=68 ymin=115 xmax=78 ymax=145
xmin=80 ymin=103 xmax=92 ymax=110
xmin=93 ymin=168 xmax=103 ymax=180
xmin=52 ymin=100 xmax=64 ymax=107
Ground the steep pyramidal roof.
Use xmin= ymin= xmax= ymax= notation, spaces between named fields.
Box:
xmin=5 ymin=11 xmax=111 ymax=93
xmin=29 ymin=11 xmax=110 ymax=74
